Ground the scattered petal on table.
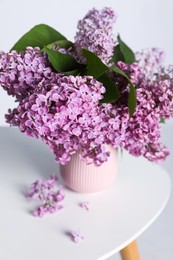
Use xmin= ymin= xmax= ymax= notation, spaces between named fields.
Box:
xmin=70 ymin=229 xmax=84 ymax=243
xmin=80 ymin=201 xmax=90 ymax=211
xmin=25 ymin=174 xmax=65 ymax=217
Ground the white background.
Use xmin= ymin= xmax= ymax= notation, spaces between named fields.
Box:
xmin=0 ymin=1 xmax=173 ymax=259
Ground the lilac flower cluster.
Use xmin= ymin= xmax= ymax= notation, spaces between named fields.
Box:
xmin=0 ymin=47 xmax=61 ymax=101
xmin=121 ymin=85 xmax=170 ymax=163
xmin=26 ymin=174 xmax=65 ymax=217
xmin=5 ymin=57 xmax=173 ymax=164
xmin=1 ymin=7 xmax=173 ymax=165
xmin=116 ymin=61 xmax=142 ymax=85
xmin=115 ymin=57 xmax=173 ymax=163
xmin=74 ymin=7 xmax=116 ymax=64
xmin=135 ymin=48 xmax=165 ymax=78
xmin=6 ymin=75 xmax=129 ymax=165
xmin=145 ymin=67 xmax=173 ymax=120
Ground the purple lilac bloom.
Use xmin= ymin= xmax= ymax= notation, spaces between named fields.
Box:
xmin=6 ymin=75 xmax=130 ymax=166
xmin=33 ymin=203 xmax=63 ymax=217
xmin=135 ymin=48 xmax=165 ymax=78
xmin=74 ymin=7 xmax=116 ymax=64
xmin=0 ymin=47 xmax=62 ymax=101
xmin=8 ymin=61 xmax=172 ymax=164
xmin=148 ymin=66 xmax=173 ymax=120
xmin=26 ymin=174 xmax=58 ymax=200
xmin=110 ymin=60 xmax=172 ymax=163
xmin=26 ymin=174 xmax=65 ymax=217
xmin=70 ymin=229 xmax=84 ymax=243
xmin=116 ymin=61 xmax=142 ymax=85
xmin=120 ymin=85 xmax=170 ymax=163
xmin=2 ymin=8 xmax=173 ymax=165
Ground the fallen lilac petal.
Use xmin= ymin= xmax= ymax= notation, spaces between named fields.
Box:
xmin=33 ymin=205 xmax=46 ymax=217
xmin=50 ymin=174 xmax=58 ymax=182
xmin=71 ymin=229 xmax=84 ymax=243
xmin=80 ymin=201 xmax=90 ymax=211
xmin=25 ymin=174 xmax=65 ymax=217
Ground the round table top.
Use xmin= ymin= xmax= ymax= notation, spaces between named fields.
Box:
xmin=0 ymin=128 xmax=171 ymax=260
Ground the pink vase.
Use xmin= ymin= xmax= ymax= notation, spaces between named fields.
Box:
xmin=60 ymin=145 xmax=118 ymax=193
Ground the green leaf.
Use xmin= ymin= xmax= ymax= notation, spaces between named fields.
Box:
xmin=42 ymin=40 xmax=73 ymax=52
xmin=111 ymin=65 xmax=136 ymax=116
xmin=160 ymin=118 xmax=165 ymax=124
xmin=98 ymin=73 xmax=120 ymax=103
xmin=63 ymin=68 xmax=83 ymax=76
xmin=117 ymin=35 xmax=135 ymax=64
xmin=111 ymin=65 xmax=130 ymax=79
xmin=11 ymin=24 xmax=67 ymax=52
xmin=110 ymin=44 xmax=125 ymax=64
xmin=44 ymin=47 xmax=82 ymax=72
xmin=82 ymin=49 xmax=108 ymax=78
xmin=128 ymin=83 xmax=137 ymax=117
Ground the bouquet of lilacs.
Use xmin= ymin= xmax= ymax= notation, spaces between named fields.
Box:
xmin=0 ymin=7 xmax=173 ymax=166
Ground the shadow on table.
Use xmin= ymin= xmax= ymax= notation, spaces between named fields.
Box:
xmin=0 ymin=127 xmax=58 ymax=179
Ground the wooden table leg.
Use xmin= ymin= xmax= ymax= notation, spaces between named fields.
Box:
xmin=120 ymin=240 xmax=140 ymax=260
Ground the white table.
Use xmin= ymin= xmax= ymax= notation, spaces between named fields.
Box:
xmin=0 ymin=128 xmax=171 ymax=260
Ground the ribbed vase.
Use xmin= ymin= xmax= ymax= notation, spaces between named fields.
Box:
xmin=60 ymin=145 xmax=118 ymax=193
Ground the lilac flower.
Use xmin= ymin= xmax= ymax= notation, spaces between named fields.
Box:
xmin=26 ymin=174 xmax=58 ymax=200
xmin=26 ymin=179 xmax=45 ymax=201
xmin=135 ymin=48 xmax=165 ymax=78
xmin=5 ymin=56 xmax=173 ymax=164
xmin=53 ymin=188 xmax=65 ymax=203
xmin=116 ymin=61 xmax=142 ymax=85
xmin=70 ymin=229 xmax=84 ymax=243
xmin=80 ymin=201 xmax=90 ymax=211
xmin=148 ymin=66 xmax=173 ymax=120
xmin=110 ymin=59 xmax=172 ymax=163
xmin=33 ymin=203 xmax=63 ymax=217
xmin=77 ymin=7 xmax=116 ymax=33
xmin=118 ymin=67 xmax=172 ymax=162
xmin=8 ymin=75 xmax=125 ymax=166
xmin=74 ymin=7 xmax=116 ymax=64
xmin=0 ymin=47 xmax=62 ymax=101
xmin=26 ymin=175 xmax=65 ymax=217
xmin=46 ymin=174 xmax=58 ymax=189
xmin=2 ymin=7 xmax=173 ymax=165
xmin=144 ymin=143 xmax=170 ymax=163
